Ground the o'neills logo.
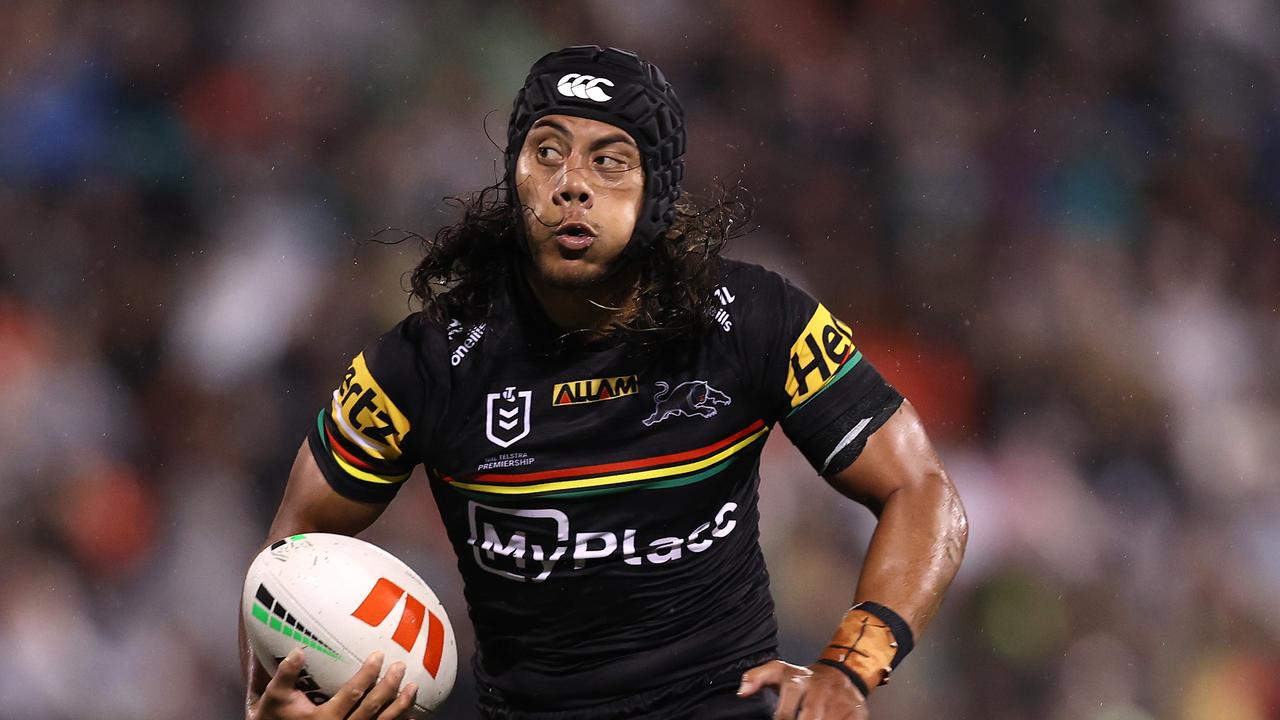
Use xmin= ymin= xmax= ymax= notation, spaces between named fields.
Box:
xmin=552 ymin=375 xmax=639 ymax=406
xmin=450 ymin=322 xmax=486 ymax=366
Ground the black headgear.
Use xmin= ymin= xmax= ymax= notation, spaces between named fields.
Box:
xmin=505 ymin=45 xmax=686 ymax=262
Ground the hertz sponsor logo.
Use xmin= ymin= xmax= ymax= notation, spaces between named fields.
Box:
xmin=785 ymin=304 xmax=856 ymax=407
xmin=552 ymin=375 xmax=639 ymax=407
xmin=332 ymin=353 xmax=410 ymax=458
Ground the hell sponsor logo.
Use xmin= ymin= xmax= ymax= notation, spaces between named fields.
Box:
xmin=552 ymin=374 xmax=638 ymax=406
xmin=785 ymin=304 xmax=855 ymax=408
xmin=467 ymin=500 xmax=740 ymax=582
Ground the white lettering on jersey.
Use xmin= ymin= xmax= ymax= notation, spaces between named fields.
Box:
xmin=466 ymin=501 xmax=740 ymax=581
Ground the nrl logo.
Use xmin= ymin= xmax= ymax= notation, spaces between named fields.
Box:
xmin=486 ymin=386 xmax=532 ymax=448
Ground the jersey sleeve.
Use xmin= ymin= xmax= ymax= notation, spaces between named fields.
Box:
xmin=727 ymin=263 xmax=903 ymax=476
xmin=306 ymin=314 xmax=447 ymax=503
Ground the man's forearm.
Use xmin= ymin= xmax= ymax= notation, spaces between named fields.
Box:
xmin=811 ymin=471 xmax=966 ymax=697
xmin=814 ymin=402 xmax=969 ymax=695
xmin=853 ymin=469 xmax=967 ymax=638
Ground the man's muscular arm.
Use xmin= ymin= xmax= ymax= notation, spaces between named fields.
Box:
xmin=740 ymin=400 xmax=968 ymax=719
xmin=829 ymin=398 xmax=968 ymax=639
xmin=240 ymin=441 xmax=416 ymax=719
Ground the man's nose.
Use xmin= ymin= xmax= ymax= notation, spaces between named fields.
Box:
xmin=552 ymin=160 xmax=593 ymax=209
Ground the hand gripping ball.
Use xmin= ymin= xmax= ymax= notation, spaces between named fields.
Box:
xmin=242 ymin=533 xmax=457 ymax=717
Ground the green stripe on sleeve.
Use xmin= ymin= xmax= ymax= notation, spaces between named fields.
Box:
xmin=787 ymin=350 xmax=862 ymax=418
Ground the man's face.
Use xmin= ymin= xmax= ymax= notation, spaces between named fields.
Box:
xmin=514 ymin=114 xmax=644 ymax=288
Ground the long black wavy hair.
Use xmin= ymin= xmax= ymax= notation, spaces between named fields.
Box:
xmin=404 ymin=179 xmax=753 ymax=351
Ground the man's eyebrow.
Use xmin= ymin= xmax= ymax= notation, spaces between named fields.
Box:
xmin=530 ymin=118 xmax=637 ymax=153
xmin=531 ymin=118 xmax=571 ymax=138
xmin=589 ymin=134 xmax=638 ymax=153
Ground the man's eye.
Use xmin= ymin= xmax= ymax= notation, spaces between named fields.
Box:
xmin=595 ymin=155 xmax=626 ymax=170
xmin=538 ymin=146 xmax=562 ymax=160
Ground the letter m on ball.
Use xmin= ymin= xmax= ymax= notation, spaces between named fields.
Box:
xmin=351 ymin=577 xmax=447 ymax=678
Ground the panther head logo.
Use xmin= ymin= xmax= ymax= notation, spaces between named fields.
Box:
xmin=642 ymin=380 xmax=732 ymax=427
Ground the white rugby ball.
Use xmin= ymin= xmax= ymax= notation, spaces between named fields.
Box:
xmin=242 ymin=533 xmax=457 ymax=717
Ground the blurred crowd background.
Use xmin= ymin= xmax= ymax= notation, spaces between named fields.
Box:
xmin=2 ymin=1 xmax=1278 ymax=718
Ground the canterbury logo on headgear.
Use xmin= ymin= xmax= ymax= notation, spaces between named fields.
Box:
xmin=556 ymin=73 xmax=615 ymax=102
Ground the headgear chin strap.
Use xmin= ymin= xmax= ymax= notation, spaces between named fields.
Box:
xmin=505 ymin=45 xmax=686 ymax=265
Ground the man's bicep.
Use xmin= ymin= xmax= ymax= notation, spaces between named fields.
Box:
xmin=266 ymin=440 xmax=389 ymax=541
xmin=821 ymin=400 xmax=950 ymax=515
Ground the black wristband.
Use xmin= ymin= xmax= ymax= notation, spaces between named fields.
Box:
xmin=815 ymin=659 xmax=870 ymax=698
xmin=853 ymin=601 xmax=915 ymax=669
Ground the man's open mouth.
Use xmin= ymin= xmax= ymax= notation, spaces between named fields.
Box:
xmin=554 ymin=222 xmax=597 ymax=251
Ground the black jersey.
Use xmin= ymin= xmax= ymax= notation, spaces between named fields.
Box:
xmin=307 ymin=259 xmax=903 ymax=713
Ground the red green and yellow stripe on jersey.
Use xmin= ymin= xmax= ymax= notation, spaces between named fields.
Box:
xmin=330 ymin=352 xmax=411 ymax=461
xmin=439 ymin=420 xmax=770 ymax=500
xmin=317 ymin=410 xmax=411 ymax=485
xmin=317 ymin=350 xmax=414 ymax=486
